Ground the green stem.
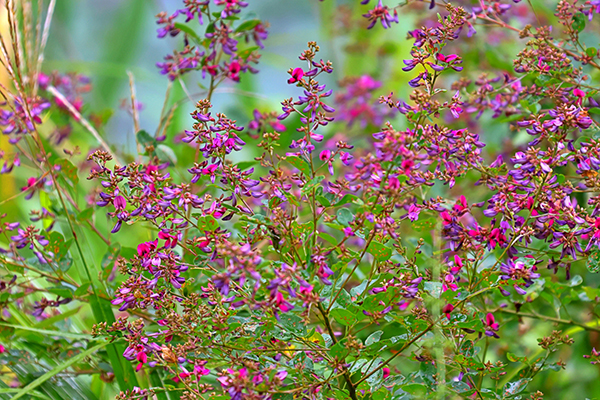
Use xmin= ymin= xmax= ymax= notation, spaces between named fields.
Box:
xmin=316 ymin=302 xmax=358 ymax=400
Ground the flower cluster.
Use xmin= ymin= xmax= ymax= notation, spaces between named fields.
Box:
xmin=155 ymin=0 xmax=266 ymax=82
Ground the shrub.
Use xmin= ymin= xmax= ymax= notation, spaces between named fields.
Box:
xmin=1 ymin=0 xmax=600 ymax=399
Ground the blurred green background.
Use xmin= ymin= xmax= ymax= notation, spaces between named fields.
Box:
xmin=43 ymin=0 xmax=416 ymax=150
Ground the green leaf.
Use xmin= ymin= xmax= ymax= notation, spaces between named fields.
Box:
xmin=235 ymin=19 xmax=261 ymax=32
xmin=156 ymin=144 xmax=178 ymax=165
xmin=0 ymin=389 xmax=51 ymax=399
xmin=329 ymin=340 xmax=349 ymax=359
xmin=337 ymin=209 xmax=354 ymax=225
xmin=149 ymin=370 xmax=172 ymax=400
xmin=412 ymin=217 xmax=436 ymax=232
xmin=45 ymin=231 xmax=73 ymax=261
xmin=587 ymin=47 xmax=598 ymax=58
xmin=572 ymin=13 xmax=586 ymax=33
xmin=480 ymin=388 xmax=501 ymax=399
xmin=301 ymin=176 xmax=325 ymax=194
xmin=58 ymin=255 xmax=74 ymax=272
xmin=399 ymin=383 xmax=428 ymax=396
xmin=76 ymin=208 xmax=94 ymax=221
xmin=136 ymin=130 xmax=155 ymax=153
xmin=34 ymin=307 xmax=82 ymax=328
xmin=448 ymin=381 xmax=471 ymax=393
xmin=236 ymin=160 xmax=257 ymax=171
xmin=332 ymin=290 xmax=360 ymax=314
xmin=279 ymin=313 xmax=307 ymax=336
xmin=506 ymin=352 xmax=528 ymax=363
xmin=237 ymin=46 xmax=260 ymax=60
xmin=366 ymin=367 xmax=383 ymax=389
xmin=54 ymin=159 xmax=79 ymax=186
xmin=101 ymin=243 xmax=121 ymax=281
xmin=285 ymin=156 xmax=311 ymax=177
xmin=423 ymin=281 xmax=442 ymax=299
xmin=367 ymin=241 xmax=392 ymax=261
xmin=567 ymin=275 xmax=583 ymax=287
xmin=47 ymin=285 xmax=73 ymax=298
xmin=320 ymin=232 xmax=338 ymax=246
xmin=205 ymin=21 xmax=216 ymax=34
xmin=589 ymin=108 xmax=600 ymax=115
xmin=460 ymin=340 xmax=475 ymax=357
xmin=10 ymin=342 xmax=107 ymax=400
xmin=373 ymin=388 xmax=391 ymax=400
xmin=365 ymin=330 xmax=383 ymax=346
xmin=198 ymin=215 xmax=219 ymax=232
xmin=502 ymin=378 xmax=531 ymax=396
xmin=334 ymin=194 xmax=358 ymax=207
xmin=173 ymin=22 xmax=202 ymax=43
xmin=587 ymin=249 xmax=600 ymax=273
xmin=350 ymin=281 xmax=368 ymax=297
xmin=330 ymin=308 xmax=358 ymax=326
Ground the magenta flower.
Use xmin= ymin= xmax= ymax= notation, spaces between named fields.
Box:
xmin=137 ymin=240 xmax=158 ymax=257
xmin=113 ymin=195 xmax=127 ymax=210
xmin=443 ymin=303 xmax=454 ymax=319
xmin=136 ymin=351 xmax=147 ymax=372
xmin=484 ymin=313 xmax=500 ymax=338
xmin=287 ymin=68 xmax=304 ymax=84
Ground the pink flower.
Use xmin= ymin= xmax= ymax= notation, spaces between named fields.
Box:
xmin=159 ymin=231 xmax=178 ymax=248
xmin=442 ymin=274 xmax=458 ymax=292
xmin=453 ymin=195 xmax=468 ymax=213
xmin=484 ymin=313 xmax=500 ymax=338
xmin=442 ymin=303 xmax=454 ymax=319
xmin=386 ymin=176 xmax=401 ymax=190
xmin=137 ymin=240 xmax=158 ymax=257
xmin=21 ymin=177 xmax=37 ymax=192
xmin=113 ymin=195 xmax=127 ymax=210
xmin=229 ymin=61 xmax=242 ymax=82
xmin=275 ymin=291 xmax=293 ymax=312
xmin=440 ymin=211 xmax=452 ymax=225
xmin=436 ymin=53 xmax=458 ymax=63
xmin=573 ymin=88 xmax=586 ymax=105
xmin=193 ymin=364 xmax=210 ymax=377
xmin=252 ymin=374 xmax=264 ymax=385
xmin=275 ymin=370 xmax=288 ymax=381
xmin=401 ymin=159 xmax=414 ymax=174
xmin=340 ymin=152 xmax=353 ymax=165
xmin=136 ymin=351 xmax=147 ymax=372
xmin=407 ymin=204 xmax=421 ymax=221
xmin=573 ymin=88 xmax=586 ymax=98
xmin=450 ymin=255 xmax=463 ymax=275
xmin=383 ymin=367 xmax=390 ymax=379
xmin=319 ymin=150 xmax=331 ymax=161
xmin=287 ymin=68 xmax=304 ymax=84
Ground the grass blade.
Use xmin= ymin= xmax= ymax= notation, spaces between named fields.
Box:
xmin=0 ymin=322 xmax=92 ymax=339
xmin=11 ymin=341 xmax=108 ymax=400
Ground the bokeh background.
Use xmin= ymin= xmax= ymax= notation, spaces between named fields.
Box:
xmin=44 ymin=0 xmax=413 ymax=150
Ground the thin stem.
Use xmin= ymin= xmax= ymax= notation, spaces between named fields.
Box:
xmin=316 ymin=302 xmax=358 ymax=400
xmin=496 ymin=308 xmax=600 ymax=333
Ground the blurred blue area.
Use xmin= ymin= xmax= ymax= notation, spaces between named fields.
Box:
xmin=43 ymin=0 xmax=343 ymax=151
